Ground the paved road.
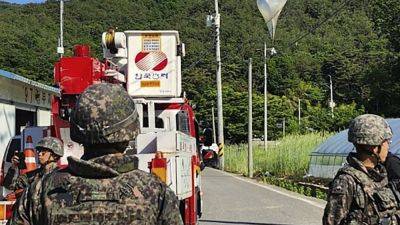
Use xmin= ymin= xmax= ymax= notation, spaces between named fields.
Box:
xmin=199 ymin=168 xmax=326 ymax=225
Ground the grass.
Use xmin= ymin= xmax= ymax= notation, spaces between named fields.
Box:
xmin=224 ymin=133 xmax=331 ymax=199
xmin=260 ymin=176 xmax=328 ymax=199
xmin=225 ymin=133 xmax=330 ymax=179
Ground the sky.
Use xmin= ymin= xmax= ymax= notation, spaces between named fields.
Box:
xmin=3 ymin=0 xmax=45 ymax=4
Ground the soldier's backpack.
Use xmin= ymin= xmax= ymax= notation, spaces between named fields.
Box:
xmin=337 ymin=165 xmax=399 ymax=225
xmin=38 ymin=168 xmax=165 ymax=225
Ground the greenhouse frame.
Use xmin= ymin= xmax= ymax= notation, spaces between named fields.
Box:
xmin=308 ymin=119 xmax=400 ymax=178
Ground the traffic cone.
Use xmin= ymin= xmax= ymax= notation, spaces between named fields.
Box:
xmin=20 ymin=135 xmax=37 ymax=174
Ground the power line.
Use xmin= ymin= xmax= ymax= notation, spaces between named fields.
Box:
xmin=286 ymin=0 xmax=353 ymax=50
xmin=186 ymin=0 xmax=353 ymax=70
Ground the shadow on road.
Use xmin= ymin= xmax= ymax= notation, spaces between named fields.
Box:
xmin=199 ymin=219 xmax=290 ymax=225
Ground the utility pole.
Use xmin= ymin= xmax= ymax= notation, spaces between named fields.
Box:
xmin=298 ymin=98 xmax=301 ymax=126
xmin=214 ymin=0 xmax=224 ymax=169
xmin=264 ymin=42 xmax=268 ymax=151
xmin=329 ymin=75 xmax=334 ymax=118
xmin=248 ymin=58 xmax=253 ymax=178
xmin=57 ymin=0 xmax=64 ymax=58
xmin=212 ymin=104 xmax=216 ymax=144
xmin=283 ymin=118 xmax=286 ymax=137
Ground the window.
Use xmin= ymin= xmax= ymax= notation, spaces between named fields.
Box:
xmin=176 ymin=111 xmax=190 ymax=135
xmin=15 ymin=109 xmax=36 ymax=135
xmin=142 ymin=104 xmax=148 ymax=128
xmin=143 ymin=117 xmax=149 ymax=128
xmin=156 ymin=117 xmax=164 ymax=129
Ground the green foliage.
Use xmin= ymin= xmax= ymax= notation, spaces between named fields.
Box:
xmin=303 ymin=102 xmax=364 ymax=132
xmin=370 ymin=0 xmax=400 ymax=51
xmin=0 ymin=0 xmax=397 ymax=142
xmin=224 ymin=133 xmax=330 ymax=177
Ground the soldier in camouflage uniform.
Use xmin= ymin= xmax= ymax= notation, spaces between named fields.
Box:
xmin=3 ymin=137 xmax=64 ymax=191
xmin=9 ymin=83 xmax=183 ymax=225
xmin=323 ymin=114 xmax=400 ymax=225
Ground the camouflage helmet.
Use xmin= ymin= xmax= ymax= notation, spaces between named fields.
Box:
xmin=35 ymin=137 xmax=64 ymax=157
xmin=70 ymin=83 xmax=139 ymax=145
xmin=348 ymin=114 xmax=393 ymax=146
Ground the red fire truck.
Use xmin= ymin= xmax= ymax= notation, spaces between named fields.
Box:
xmin=0 ymin=30 xmax=203 ymax=225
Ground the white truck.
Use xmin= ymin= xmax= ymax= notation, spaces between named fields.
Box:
xmin=102 ymin=30 xmax=203 ymax=224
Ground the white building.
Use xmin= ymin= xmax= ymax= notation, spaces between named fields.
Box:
xmin=0 ymin=69 xmax=59 ymax=155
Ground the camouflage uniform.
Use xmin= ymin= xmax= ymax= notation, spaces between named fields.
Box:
xmin=323 ymin=114 xmax=400 ymax=225
xmin=323 ymin=153 xmax=399 ymax=225
xmin=9 ymin=83 xmax=183 ymax=225
xmin=3 ymin=164 xmax=58 ymax=192
xmin=3 ymin=137 xmax=63 ymax=191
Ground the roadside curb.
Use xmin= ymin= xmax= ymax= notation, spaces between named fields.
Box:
xmin=207 ymin=168 xmax=327 ymax=209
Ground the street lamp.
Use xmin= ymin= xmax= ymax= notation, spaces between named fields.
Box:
xmin=256 ymin=45 xmax=277 ymax=151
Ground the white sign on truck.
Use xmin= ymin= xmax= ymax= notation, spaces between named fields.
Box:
xmin=126 ymin=31 xmax=182 ymax=98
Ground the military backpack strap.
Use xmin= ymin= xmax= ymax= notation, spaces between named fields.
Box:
xmin=337 ymin=166 xmax=381 ymax=222
xmin=338 ymin=166 xmax=398 ymax=223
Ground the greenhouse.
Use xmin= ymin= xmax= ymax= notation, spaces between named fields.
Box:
xmin=308 ymin=119 xmax=400 ymax=178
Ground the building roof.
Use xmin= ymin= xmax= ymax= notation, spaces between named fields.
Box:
xmin=0 ymin=69 xmax=59 ymax=94
xmin=311 ymin=119 xmax=400 ymax=156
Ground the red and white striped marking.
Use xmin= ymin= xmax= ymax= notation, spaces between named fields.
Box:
xmin=135 ymin=51 xmax=168 ymax=71
xmin=24 ymin=157 xmax=36 ymax=164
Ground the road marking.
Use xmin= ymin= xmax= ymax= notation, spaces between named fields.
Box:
xmin=214 ymin=169 xmax=326 ymax=209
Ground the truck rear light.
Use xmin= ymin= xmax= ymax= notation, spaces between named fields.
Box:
xmin=152 ymin=167 xmax=167 ymax=183
xmin=0 ymin=202 xmax=14 ymax=220
xmin=0 ymin=204 xmax=5 ymax=220
xmin=204 ymin=152 xmax=213 ymax=159
xmin=5 ymin=204 xmax=13 ymax=220
xmin=150 ymin=153 xmax=167 ymax=183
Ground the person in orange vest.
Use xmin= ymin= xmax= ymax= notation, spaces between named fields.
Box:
xmin=3 ymin=137 xmax=64 ymax=192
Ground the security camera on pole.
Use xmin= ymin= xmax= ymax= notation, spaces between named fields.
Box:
xmin=257 ymin=0 xmax=287 ymax=151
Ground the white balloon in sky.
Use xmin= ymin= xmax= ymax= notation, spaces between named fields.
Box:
xmin=257 ymin=0 xmax=287 ymax=40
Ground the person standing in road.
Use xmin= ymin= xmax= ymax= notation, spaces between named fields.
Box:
xmin=323 ymin=114 xmax=400 ymax=225
xmin=9 ymin=83 xmax=183 ymax=225
xmin=3 ymin=137 xmax=63 ymax=192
